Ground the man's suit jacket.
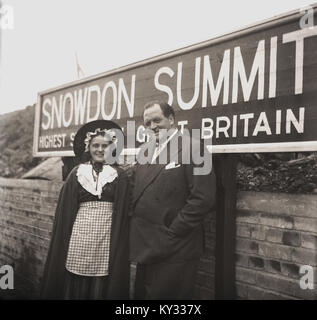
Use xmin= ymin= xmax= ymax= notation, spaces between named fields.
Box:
xmin=130 ymin=132 xmax=216 ymax=264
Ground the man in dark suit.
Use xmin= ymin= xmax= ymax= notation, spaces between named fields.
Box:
xmin=130 ymin=101 xmax=216 ymax=299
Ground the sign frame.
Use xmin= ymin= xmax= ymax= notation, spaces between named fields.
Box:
xmin=33 ymin=4 xmax=317 ymax=157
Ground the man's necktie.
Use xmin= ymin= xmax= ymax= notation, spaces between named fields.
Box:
xmin=151 ymin=143 xmax=161 ymax=164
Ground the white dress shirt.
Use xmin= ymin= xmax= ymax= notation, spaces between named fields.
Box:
xmin=151 ymin=129 xmax=178 ymax=164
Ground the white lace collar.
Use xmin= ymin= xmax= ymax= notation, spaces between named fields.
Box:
xmin=76 ymin=163 xmax=118 ymax=199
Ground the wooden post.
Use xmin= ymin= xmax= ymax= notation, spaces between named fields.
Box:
xmin=61 ymin=157 xmax=79 ymax=181
xmin=214 ymin=154 xmax=238 ymax=300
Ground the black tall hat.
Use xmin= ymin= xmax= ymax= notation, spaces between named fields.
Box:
xmin=73 ymin=120 xmax=123 ymax=158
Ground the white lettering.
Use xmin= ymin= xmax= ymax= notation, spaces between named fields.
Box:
xmin=276 ymin=109 xmax=282 ymax=134
xmin=51 ymin=95 xmax=63 ymax=129
xmin=154 ymin=67 xmax=174 ymax=105
xmin=232 ymin=40 xmax=265 ymax=103
xmin=178 ymin=120 xmax=188 ymax=133
xmin=42 ymin=98 xmax=51 ymax=130
xmin=286 ymin=107 xmax=305 ymax=134
xmin=117 ymin=75 xmax=136 ymax=119
xmin=87 ymin=85 xmax=101 ymax=122
xmin=177 ymin=57 xmax=201 ymax=110
xmin=269 ymin=36 xmax=278 ymax=98
xmin=101 ymin=81 xmax=117 ymax=120
xmin=74 ymin=88 xmax=88 ymax=125
xmin=232 ymin=115 xmax=237 ymax=138
xmin=201 ymin=118 xmax=214 ymax=139
xmin=240 ymin=113 xmax=254 ymax=137
xmin=62 ymin=92 xmax=73 ymax=127
xmin=216 ymin=116 xmax=230 ymax=138
xmin=283 ymin=26 xmax=317 ymax=94
xmin=202 ymin=50 xmax=230 ymax=107
xmin=252 ymin=111 xmax=272 ymax=136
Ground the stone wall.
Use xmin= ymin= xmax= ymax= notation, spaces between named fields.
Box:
xmin=0 ymin=177 xmax=216 ymax=299
xmin=235 ymin=192 xmax=317 ymax=300
xmin=1 ymin=178 xmax=316 ymax=299
xmin=0 ymin=178 xmax=60 ymax=299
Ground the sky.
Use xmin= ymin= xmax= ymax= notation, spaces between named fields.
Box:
xmin=0 ymin=0 xmax=315 ymax=115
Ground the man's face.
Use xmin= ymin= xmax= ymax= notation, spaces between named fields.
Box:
xmin=143 ymin=104 xmax=174 ymax=142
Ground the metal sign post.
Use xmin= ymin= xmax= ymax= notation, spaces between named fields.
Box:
xmin=214 ymin=154 xmax=238 ymax=299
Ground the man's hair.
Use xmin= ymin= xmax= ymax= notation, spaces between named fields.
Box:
xmin=142 ymin=100 xmax=175 ymax=120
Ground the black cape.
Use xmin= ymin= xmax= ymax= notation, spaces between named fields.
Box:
xmin=41 ymin=165 xmax=131 ymax=299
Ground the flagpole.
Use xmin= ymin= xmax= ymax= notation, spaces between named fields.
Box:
xmin=75 ymin=52 xmax=85 ymax=79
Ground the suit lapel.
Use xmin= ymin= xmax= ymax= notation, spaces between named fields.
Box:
xmin=133 ymin=132 xmax=183 ymax=205
xmin=133 ymin=163 xmax=165 ymax=204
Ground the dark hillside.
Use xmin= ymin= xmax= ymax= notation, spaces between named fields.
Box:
xmin=0 ymin=105 xmax=45 ymax=178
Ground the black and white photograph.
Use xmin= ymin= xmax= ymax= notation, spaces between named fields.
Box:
xmin=0 ymin=0 xmax=316 ymax=306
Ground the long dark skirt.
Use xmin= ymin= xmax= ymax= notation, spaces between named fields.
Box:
xmin=63 ymin=271 xmax=109 ymax=300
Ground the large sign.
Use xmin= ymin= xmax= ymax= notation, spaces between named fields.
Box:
xmin=34 ymin=6 xmax=317 ymax=156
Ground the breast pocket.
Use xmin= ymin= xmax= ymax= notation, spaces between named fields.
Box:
xmin=159 ymin=164 xmax=185 ymax=193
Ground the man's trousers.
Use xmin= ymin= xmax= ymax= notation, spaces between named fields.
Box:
xmin=134 ymin=259 xmax=200 ymax=300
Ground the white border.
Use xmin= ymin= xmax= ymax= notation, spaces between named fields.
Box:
xmin=34 ymin=141 xmax=317 ymax=158
xmin=33 ymin=4 xmax=317 ymax=157
xmin=210 ymin=141 xmax=317 ymax=153
xmin=33 ymin=94 xmax=41 ymax=157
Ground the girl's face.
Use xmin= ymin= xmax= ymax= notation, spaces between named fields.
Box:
xmin=89 ymin=135 xmax=112 ymax=163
